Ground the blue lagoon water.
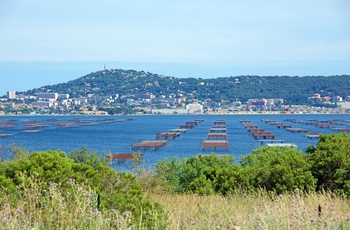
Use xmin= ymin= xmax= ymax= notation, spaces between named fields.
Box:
xmin=0 ymin=114 xmax=349 ymax=170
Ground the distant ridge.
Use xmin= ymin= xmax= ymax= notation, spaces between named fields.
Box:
xmin=24 ymin=69 xmax=349 ymax=104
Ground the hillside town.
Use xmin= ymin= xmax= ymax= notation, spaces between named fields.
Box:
xmin=1 ymin=91 xmax=350 ymax=115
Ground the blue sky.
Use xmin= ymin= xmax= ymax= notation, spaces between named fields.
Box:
xmin=0 ymin=0 xmax=349 ymax=96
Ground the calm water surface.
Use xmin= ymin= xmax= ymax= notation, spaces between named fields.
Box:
xmin=0 ymin=114 xmax=349 ymax=170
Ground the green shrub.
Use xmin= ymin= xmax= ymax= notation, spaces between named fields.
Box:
xmin=156 ymin=149 xmax=317 ymax=195
xmin=307 ymin=133 xmax=350 ymax=196
xmin=240 ymin=146 xmax=316 ymax=193
xmin=0 ymin=148 xmax=167 ymax=229
xmin=155 ymin=153 xmax=234 ymax=194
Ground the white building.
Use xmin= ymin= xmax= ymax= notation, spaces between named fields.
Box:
xmin=186 ymin=102 xmax=204 ymax=114
xmin=58 ymin=94 xmax=70 ymax=100
xmin=38 ymin=93 xmax=58 ymax=100
xmin=152 ymin=108 xmax=188 ymax=114
xmin=6 ymin=91 xmax=16 ymax=99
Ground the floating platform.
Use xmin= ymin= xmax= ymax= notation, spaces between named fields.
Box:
xmin=306 ymin=134 xmax=320 ymax=139
xmin=202 ymin=140 xmax=229 ymax=151
xmin=132 ymin=140 xmax=167 ymax=151
xmin=214 ymin=120 xmax=226 ymax=126
xmin=330 ymin=128 xmax=350 ymax=132
xmin=179 ymin=124 xmax=195 ymax=129
xmin=105 ymin=153 xmax=143 ymax=160
xmin=169 ymin=128 xmax=188 ymax=133
xmin=207 ymin=133 xmax=227 ymax=139
xmin=194 ymin=119 xmax=204 ymax=124
xmin=247 ymin=127 xmax=265 ymax=133
xmin=304 ymin=121 xmax=316 ymax=125
xmin=186 ymin=121 xmax=199 ymax=126
xmin=21 ymin=130 xmax=43 ymax=133
xmin=211 ymin=125 xmax=226 ymax=128
xmin=179 ymin=120 xmax=204 ymax=129
xmin=267 ymin=121 xmax=281 ymax=125
xmin=243 ymin=123 xmax=258 ymax=129
xmin=156 ymin=132 xmax=180 ymax=140
xmin=260 ymin=139 xmax=284 ymax=145
xmin=210 ymin=127 xmax=227 ymax=133
xmin=252 ymin=132 xmax=275 ymax=139
xmin=275 ymin=124 xmax=292 ymax=128
xmin=262 ymin=119 xmax=275 ymax=123
xmin=286 ymin=128 xmax=308 ymax=133
xmin=0 ymin=134 xmax=14 ymax=138
xmin=315 ymin=123 xmax=331 ymax=128
xmin=24 ymin=124 xmax=47 ymax=129
xmin=266 ymin=143 xmax=297 ymax=148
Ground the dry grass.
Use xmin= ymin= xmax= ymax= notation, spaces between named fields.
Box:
xmin=0 ymin=174 xmax=136 ymax=230
xmin=149 ymin=190 xmax=350 ymax=230
xmin=1 ymin=173 xmax=350 ymax=229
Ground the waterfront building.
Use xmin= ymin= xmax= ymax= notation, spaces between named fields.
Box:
xmin=186 ymin=102 xmax=204 ymax=114
xmin=152 ymin=108 xmax=188 ymax=114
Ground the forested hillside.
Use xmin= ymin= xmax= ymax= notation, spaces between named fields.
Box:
xmin=25 ymin=69 xmax=349 ymax=104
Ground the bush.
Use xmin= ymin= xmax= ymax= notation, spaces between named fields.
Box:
xmin=307 ymin=133 xmax=350 ymax=196
xmin=240 ymin=146 xmax=316 ymax=193
xmin=156 ymin=148 xmax=317 ymax=195
xmin=0 ymin=148 xmax=167 ymax=229
xmin=155 ymin=153 xmax=234 ymax=194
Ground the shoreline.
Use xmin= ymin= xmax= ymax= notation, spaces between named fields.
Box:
xmin=0 ymin=111 xmax=349 ymax=117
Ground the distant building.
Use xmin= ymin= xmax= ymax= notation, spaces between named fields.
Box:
xmin=308 ymin=94 xmax=322 ymax=101
xmin=88 ymin=95 xmax=112 ymax=104
xmin=38 ymin=93 xmax=58 ymax=100
xmin=186 ymin=102 xmax=204 ymax=114
xmin=337 ymin=102 xmax=350 ymax=109
xmin=138 ymin=93 xmax=155 ymax=100
xmin=152 ymin=108 xmax=188 ymax=114
xmin=6 ymin=91 xmax=16 ymax=99
xmin=58 ymin=94 xmax=70 ymax=100
xmin=177 ymin=97 xmax=186 ymax=104
xmin=333 ymin=96 xmax=343 ymax=102
xmin=33 ymin=100 xmax=55 ymax=108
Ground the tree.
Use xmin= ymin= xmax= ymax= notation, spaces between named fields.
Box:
xmin=241 ymin=146 xmax=316 ymax=193
xmin=306 ymin=133 xmax=350 ymax=196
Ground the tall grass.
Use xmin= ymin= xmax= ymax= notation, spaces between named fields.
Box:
xmin=0 ymin=174 xmax=137 ymax=230
xmin=1 ymin=173 xmax=350 ymax=229
xmin=149 ymin=190 xmax=350 ymax=229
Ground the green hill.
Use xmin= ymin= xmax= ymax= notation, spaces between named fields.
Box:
xmin=24 ymin=69 xmax=349 ymax=104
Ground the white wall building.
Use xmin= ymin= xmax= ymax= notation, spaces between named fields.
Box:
xmin=58 ymin=94 xmax=70 ymax=100
xmin=152 ymin=108 xmax=188 ymax=114
xmin=38 ymin=93 xmax=58 ymax=100
xmin=186 ymin=102 xmax=204 ymax=114
xmin=6 ymin=91 xmax=16 ymax=99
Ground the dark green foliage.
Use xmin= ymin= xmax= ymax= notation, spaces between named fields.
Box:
xmin=156 ymin=149 xmax=317 ymax=195
xmin=155 ymin=153 xmax=235 ymax=195
xmin=0 ymin=148 xmax=167 ymax=228
xmin=306 ymin=133 xmax=350 ymax=196
xmin=240 ymin=146 xmax=316 ymax=193
xmin=155 ymin=133 xmax=350 ymax=196
xmin=23 ymin=69 xmax=350 ymax=105
xmin=68 ymin=146 xmax=109 ymax=169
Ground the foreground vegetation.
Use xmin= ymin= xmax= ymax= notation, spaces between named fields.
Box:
xmin=1 ymin=133 xmax=349 ymax=229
